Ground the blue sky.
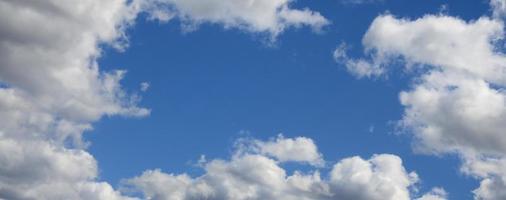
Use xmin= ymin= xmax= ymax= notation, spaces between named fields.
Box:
xmin=2 ymin=0 xmax=506 ymax=200
xmin=88 ymin=0 xmax=488 ymax=199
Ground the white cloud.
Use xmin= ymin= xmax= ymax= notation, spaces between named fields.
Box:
xmin=247 ymin=134 xmax=324 ymax=166
xmin=474 ymin=176 xmax=506 ymax=200
xmin=340 ymin=9 xmax=506 ymax=199
xmin=399 ymin=72 xmax=506 ymax=156
xmin=333 ymin=43 xmax=385 ymax=78
xmin=462 ymin=157 xmax=506 ymax=200
xmin=0 ymin=136 xmax=136 ymax=200
xmin=329 ymin=154 xmax=419 ymax=200
xmin=140 ymin=82 xmax=150 ymax=92
xmin=0 ymin=0 xmax=149 ymax=140
xmin=133 ymin=0 xmax=329 ymax=38
xmin=362 ymin=15 xmax=506 ymax=84
xmin=125 ymin=137 xmax=440 ymax=200
xmin=0 ymin=0 xmax=148 ymax=199
xmin=415 ymin=188 xmax=447 ymax=200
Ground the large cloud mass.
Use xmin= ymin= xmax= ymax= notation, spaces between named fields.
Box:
xmin=0 ymin=0 xmax=147 ymax=199
xmin=125 ymin=136 xmax=443 ymax=200
xmin=335 ymin=4 xmax=506 ymax=199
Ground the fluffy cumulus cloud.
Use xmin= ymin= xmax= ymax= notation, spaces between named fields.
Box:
xmin=415 ymin=188 xmax=447 ymax=200
xmin=0 ymin=136 xmax=135 ymax=200
xmin=336 ymin=3 xmax=506 ymax=199
xmin=125 ymin=136 xmax=442 ymax=200
xmin=247 ymin=134 xmax=325 ymax=166
xmin=0 ymin=0 xmax=149 ymax=199
xmin=133 ymin=0 xmax=329 ymax=37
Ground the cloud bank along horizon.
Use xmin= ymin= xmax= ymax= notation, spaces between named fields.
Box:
xmin=124 ymin=135 xmax=445 ymax=200
xmin=0 ymin=0 xmax=504 ymax=199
